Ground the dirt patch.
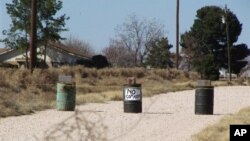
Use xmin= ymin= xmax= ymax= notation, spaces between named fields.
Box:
xmin=0 ymin=86 xmax=249 ymax=141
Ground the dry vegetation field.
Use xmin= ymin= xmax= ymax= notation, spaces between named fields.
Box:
xmin=1 ymin=67 xmax=250 ymax=141
xmin=193 ymin=107 xmax=250 ymax=141
xmin=0 ymin=66 xmax=199 ymax=117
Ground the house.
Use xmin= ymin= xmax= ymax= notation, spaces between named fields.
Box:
xmin=219 ymin=68 xmax=227 ymax=78
xmin=0 ymin=42 xmax=92 ymax=68
xmin=239 ymin=56 xmax=250 ymax=78
xmin=0 ymin=48 xmax=22 ymax=67
xmin=219 ymin=68 xmax=237 ymax=79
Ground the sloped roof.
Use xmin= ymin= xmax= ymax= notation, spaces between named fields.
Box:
xmin=240 ymin=64 xmax=250 ymax=77
xmin=48 ymin=42 xmax=91 ymax=59
xmin=0 ymin=42 xmax=91 ymax=60
xmin=0 ymin=48 xmax=6 ymax=54
xmin=0 ymin=48 xmax=15 ymax=56
xmin=240 ymin=55 xmax=250 ymax=62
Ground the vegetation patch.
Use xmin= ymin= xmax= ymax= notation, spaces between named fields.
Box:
xmin=193 ymin=107 xmax=250 ymax=141
xmin=0 ymin=67 xmax=199 ymax=117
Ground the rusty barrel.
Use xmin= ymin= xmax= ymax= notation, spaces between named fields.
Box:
xmin=195 ymin=80 xmax=214 ymax=115
xmin=123 ymin=84 xmax=142 ymax=113
xmin=56 ymin=82 xmax=76 ymax=111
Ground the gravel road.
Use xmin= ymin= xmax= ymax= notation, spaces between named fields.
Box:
xmin=0 ymin=86 xmax=250 ymax=141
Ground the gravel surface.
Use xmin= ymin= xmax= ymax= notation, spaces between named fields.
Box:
xmin=0 ymin=86 xmax=250 ymax=141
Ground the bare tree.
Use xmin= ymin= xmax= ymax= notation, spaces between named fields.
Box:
xmin=102 ymin=39 xmax=135 ymax=67
xmin=64 ymin=36 xmax=95 ymax=57
xmin=113 ymin=15 xmax=165 ymax=66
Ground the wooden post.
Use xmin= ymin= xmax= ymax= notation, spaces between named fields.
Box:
xmin=127 ymin=77 xmax=136 ymax=85
xmin=225 ymin=5 xmax=231 ymax=81
xmin=29 ymin=0 xmax=37 ymax=72
xmin=176 ymin=0 xmax=180 ymax=69
xmin=197 ymin=80 xmax=211 ymax=87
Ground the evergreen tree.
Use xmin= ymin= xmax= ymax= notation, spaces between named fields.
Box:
xmin=145 ymin=37 xmax=173 ymax=68
xmin=1 ymin=0 xmax=69 ymax=66
xmin=181 ymin=6 xmax=248 ymax=79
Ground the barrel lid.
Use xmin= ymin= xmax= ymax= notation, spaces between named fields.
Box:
xmin=197 ymin=80 xmax=211 ymax=87
xmin=124 ymin=84 xmax=141 ymax=87
xmin=58 ymin=75 xmax=73 ymax=84
xmin=196 ymin=86 xmax=214 ymax=89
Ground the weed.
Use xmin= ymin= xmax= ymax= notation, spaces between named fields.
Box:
xmin=0 ymin=67 xmax=200 ymax=117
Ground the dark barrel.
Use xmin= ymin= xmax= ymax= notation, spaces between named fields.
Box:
xmin=195 ymin=86 xmax=214 ymax=115
xmin=123 ymin=84 xmax=142 ymax=113
xmin=56 ymin=82 xmax=76 ymax=111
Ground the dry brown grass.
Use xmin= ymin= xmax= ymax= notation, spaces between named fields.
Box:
xmin=193 ymin=107 xmax=250 ymax=141
xmin=0 ymin=68 xmax=57 ymax=117
xmin=2 ymin=67 xmax=250 ymax=141
xmin=0 ymin=66 xmax=201 ymax=117
xmin=1 ymin=67 xmax=249 ymax=118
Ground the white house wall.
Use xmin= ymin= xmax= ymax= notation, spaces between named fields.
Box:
xmin=0 ymin=49 xmax=51 ymax=62
xmin=1 ymin=45 xmax=89 ymax=67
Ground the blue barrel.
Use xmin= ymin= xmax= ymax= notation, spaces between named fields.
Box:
xmin=56 ymin=82 xmax=76 ymax=111
xmin=123 ymin=84 xmax=142 ymax=113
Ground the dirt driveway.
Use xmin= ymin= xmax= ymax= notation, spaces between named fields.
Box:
xmin=0 ymin=86 xmax=250 ymax=141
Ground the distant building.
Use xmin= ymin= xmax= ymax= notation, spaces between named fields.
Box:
xmin=178 ymin=56 xmax=190 ymax=71
xmin=0 ymin=42 xmax=91 ymax=68
xmin=219 ymin=68 xmax=227 ymax=79
xmin=239 ymin=56 xmax=250 ymax=78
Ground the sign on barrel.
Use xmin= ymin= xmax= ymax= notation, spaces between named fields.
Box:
xmin=124 ymin=87 xmax=141 ymax=101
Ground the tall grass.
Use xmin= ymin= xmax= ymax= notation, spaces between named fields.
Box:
xmin=193 ymin=107 xmax=250 ymax=141
xmin=0 ymin=67 xmax=198 ymax=117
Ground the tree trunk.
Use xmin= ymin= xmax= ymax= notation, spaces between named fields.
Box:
xmin=44 ymin=43 xmax=47 ymax=64
xmin=25 ymin=46 xmax=29 ymax=68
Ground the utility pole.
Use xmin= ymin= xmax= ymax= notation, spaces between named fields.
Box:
xmin=29 ymin=0 xmax=37 ymax=72
xmin=225 ymin=5 xmax=231 ymax=81
xmin=176 ymin=0 xmax=180 ymax=69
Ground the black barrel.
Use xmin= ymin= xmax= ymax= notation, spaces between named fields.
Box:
xmin=195 ymin=86 xmax=214 ymax=115
xmin=123 ymin=84 xmax=142 ymax=113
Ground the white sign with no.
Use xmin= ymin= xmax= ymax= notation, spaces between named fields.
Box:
xmin=124 ymin=87 xmax=141 ymax=101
